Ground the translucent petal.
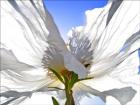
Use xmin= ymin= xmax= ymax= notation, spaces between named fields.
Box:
xmin=94 ymin=1 xmax=140 ymax=60
xmin=77 ymin=83 xmax=136 ymax=105
xmin=1 ymin=48 xmax=34 ymax=71
xmin=62 ymin=51 xmax=88 ymax=79
xmin=1 ymin=0 xmax=67 ymax=66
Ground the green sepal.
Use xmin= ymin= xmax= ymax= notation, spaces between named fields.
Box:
xmin=52 ymin=97 xmax=60 ymax=105
xmin=69 ymin=72 xmax=78 ymax=89
xmin=48 ymin=87 xmax=64 ymax=90
xmin=63 ymin=75 xmax=69 ymax=89
xmin=48 ymin=68 xmax=64 ymax=83
xmin=78 ymin=77 xmax=93 ymax=82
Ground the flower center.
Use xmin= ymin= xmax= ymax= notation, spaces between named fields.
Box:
xmin=60 ymin=70 xmax=72 ymax=79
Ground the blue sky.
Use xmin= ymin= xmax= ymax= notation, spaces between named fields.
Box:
xmin=44 ymin=0 xmax=108 ymax=105
xmin=44 ymin=0 xmax=108 ymax=41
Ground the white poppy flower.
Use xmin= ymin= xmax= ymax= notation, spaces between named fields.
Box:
xmin=0 ymin=0 xmax=140 ymax=105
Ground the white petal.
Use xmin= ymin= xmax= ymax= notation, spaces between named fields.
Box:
xmin=0 ymin=87 xmax=30 ymax=105
xmin=103 ymin=87 xmax=136 ymax=105
xmin=1 ymin=1 xmax=48 ymax=66
xmin=83 ymin=68 xmax=139 ymax=99
xmin=80 ymin=96 xmax=104 ymax=105
xmin=84 ymin=2 xmax=111 ymax=34
xmin=78 ymin=82 xmax=136 ymax=105
xmin=94 ymin=1 xmax=140 ymax=59
xmin=108 ymin=50 xmax=140 ymax=105
xmin=62 ymin=51 xmax=88 ymax=79
xmin=42 ymin=44 xmax=88 ymax=78
xmin=68 ymin=27 xmax=93 ymax=66
xmin=0 ymin=47 xmax=52 ymax=91
xmin=84 ymin=2 xmax=112 ymax=52
xmin=106 ymin=0 xmax=123 ymax=26
xmin=109 ymin=51 xmax=140 ymax=86
xmin=89 ymin=52 xmax=129 ymax=78
xmin=73 ymin=82 xmax=92 ymax=105
xmin=20 ymin=93 xmax=53 ymax=105
xmin=1 ymin=0 xmax=68 ymax=66
xmin=122 ymin=31 xmax=140 ymax=54
xmin=1 ymin=48 xmax=50 ymax=88
xmin=1 ymin=48 xmax=50 ymax=91
xmin=42 ymin=2 xmax=67 ymax=52
xmin=67 ymin=3 xmax=112 ymax=65
xmin=106 ymin=96 xmax=120 ymax=105
xmin=0 ymin=78 xmax=60 ymax=105
xmin=1 ymin=48 xmax=34 ymax=71
xmin=42 ymin=46 xmax=65 ymax=72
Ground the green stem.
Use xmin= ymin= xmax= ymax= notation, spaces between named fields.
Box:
xmin=65 ymin=88 xmax=75 ymax=105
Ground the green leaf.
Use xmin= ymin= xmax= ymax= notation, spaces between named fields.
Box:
xmin=78 ymin=77 xmax=93 ymax=82
xmin=63 ymin=75 xmax=69 ymax=89
xmin=52 ymin=97 xmax=59 ymax=105
xmin=69 ymin=72 xmax=78 ymax=89
xmin=48 ymin=68 xmax=64 ymax=83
